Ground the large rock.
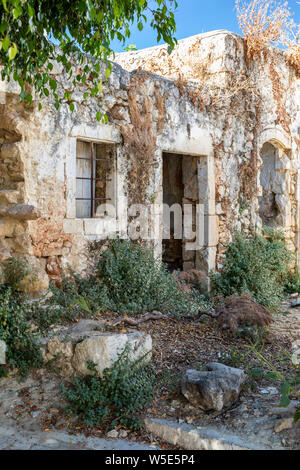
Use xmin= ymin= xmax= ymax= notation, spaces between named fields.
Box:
xmin=72 ymin=330 xmax=152 ymax=376
xmin=0 ymin=340 xmax=7 ymax=365
xmin=181 ymin=362 xmax=247 ymax=412
xmin=42 ymin=320 xmax=152 ymax=378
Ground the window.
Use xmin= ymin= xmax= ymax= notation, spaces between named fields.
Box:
xmin=76 ymin=140 xmax=116 ymax=218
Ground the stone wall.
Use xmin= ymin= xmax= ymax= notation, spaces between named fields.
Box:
xmin=0 ymin=30 xmax=299 ymax=292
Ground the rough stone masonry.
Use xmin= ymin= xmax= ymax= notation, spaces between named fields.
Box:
xmin=0 ymin=29 xmax=299 ymax=293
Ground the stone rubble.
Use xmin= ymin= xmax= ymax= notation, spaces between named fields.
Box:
xmin=41 ymin=319 xmax=152 ymax=377
xmin=181 ymin=362 xmax=247 ymax=411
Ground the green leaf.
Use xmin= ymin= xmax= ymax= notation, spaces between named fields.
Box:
xmin=96 ymin=111 xmax=102 ymax=121
xmin=0 ymin=21 xmax=8 ymax=34
xmin=105 ymin=67 xmax=111 ymax=79
xmin=12 ymin=5 xmax=22 ymax=20
xmin=294 ymin=409 xmax=300 ymax=423
xmin=73 ymin=295 xmax=91 ymax=314
xmin=49 ymin=79 xmax=57 ymax=91
xmin=8 ymin=43 xmax=18 ymax=61
xmin=2 ymin=36 xmax=9 ymax=51
xmin=279 ymin=395 xmax=291 ymax=408
xmin=69 ymin=103 xmax=75 ymax=111
xmin=281 ymin=381 xmax=291 ymax=397
xmin=38 ymin=103 xmax=42 ymax=111
xmin=28 ymin=4 xmax=35 ymax=18
xmin=265 ymin=372 xmax=279 ymax=380
xmin=97 ymin=80 xmax=103 ymax=93
xmin=137 ymin=22 xmax=143 ymax=31
xmin=43 ymin=87 xmax=49 ymax=97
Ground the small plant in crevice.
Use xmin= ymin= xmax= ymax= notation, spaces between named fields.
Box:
xmin=247 ymin=344 xmax=300 ymax=423
xmin=61 ymin=347 xmax=154 ymax=431
xmin=217 ymin=347 xmax=246 ymax=368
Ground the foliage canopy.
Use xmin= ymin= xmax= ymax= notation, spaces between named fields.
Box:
xmin=0 ymin=0 xmax=178 ymax=113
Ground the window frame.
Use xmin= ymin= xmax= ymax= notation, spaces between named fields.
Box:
xmin=75 ymin=139 xmax=115 ymax=219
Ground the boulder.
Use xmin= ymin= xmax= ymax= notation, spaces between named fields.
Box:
xmin=181 ymin=362 xmax=247 ymax=411
xmin=0 ymin=340 xmax=7 ymax=365
xmin=42 ymin=320 xmax=152 ymax=378
xmin=72 ymin=330 xmax=152 ymax=376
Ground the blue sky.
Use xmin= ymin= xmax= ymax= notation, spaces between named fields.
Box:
xmin=111 ymin=0 xmax=300 ymax=52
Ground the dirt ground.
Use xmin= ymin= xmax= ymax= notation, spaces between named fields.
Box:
xmin=0 ymin=302 xmax=299 ymax=450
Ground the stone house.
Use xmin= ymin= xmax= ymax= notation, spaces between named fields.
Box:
xmin=0 ymin=30 xmax=299 ymax=293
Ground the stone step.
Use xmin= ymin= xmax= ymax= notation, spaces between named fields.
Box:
xmin=144 ymin=418 xmax=279 ymax=451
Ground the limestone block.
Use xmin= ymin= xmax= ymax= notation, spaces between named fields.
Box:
xmin=0 ymin=219 xmax=15 ymax=238
xmin=0 ymin=204 xmax=41 ymax=220
xmin=47 ymin=337 xmax=73 ymax=359
xmin=72 ymin=331 xmax=152 ymax=376
xmin=63 ymin=219 xmax=84 ymax=234
xmin=13 ymin=234 xmax=34 ymax=255
xmin=181 ymin=363 xmax=247 ymax=411
xmin=0 ymin=339 xmax=7 ymax=364
xmin=21 ymin=257 xmax=49 ymax=294
xmin=0 ymin=189 xmax=20 ymax=205
xmin=0 ymin=249 xmax=11 ymax=262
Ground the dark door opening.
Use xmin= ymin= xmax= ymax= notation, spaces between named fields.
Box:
xmin=162 ymin=153 xmax=184 ymax=270
xmin=162 ymin=152 xmax=199 ymax=271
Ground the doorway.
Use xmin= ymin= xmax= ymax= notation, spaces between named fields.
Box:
xmin=162 ymin=152 xmax=199 ymax=271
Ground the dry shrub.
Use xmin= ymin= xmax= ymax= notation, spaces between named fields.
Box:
xmin=215 ymin=292 xmax=274 ymax=332
xmin=236 ymin=0 xmax=299 ymax=66
xmin=285 ymin=24 xmax=300 ymax=76
xmin=173 ymin=269 xmax=207 ymax=294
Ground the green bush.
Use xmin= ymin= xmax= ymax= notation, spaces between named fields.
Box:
xmin=47 ymin=239 xmax=207 ymax=318
xmin=0 ymin=286 xmax=42 ymax=375
xmin=0 ymin=257 xmax=32 ymax=293
xmin=211 ymin=229 xmax=293 ymax=310
xmin=61 ymin=348 xmax=154 ymax=430
xmin=96 ymin=238 xmax=203 ymax=315
xmin=284 ymin=268 xmax=300 ymax=295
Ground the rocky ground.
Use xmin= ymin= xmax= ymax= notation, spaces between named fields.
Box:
xmin=0 ymin=301 xmax=299 ymax=450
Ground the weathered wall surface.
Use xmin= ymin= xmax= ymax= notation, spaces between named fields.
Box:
xmin=0 ymin=30 xmax=299 ymax=292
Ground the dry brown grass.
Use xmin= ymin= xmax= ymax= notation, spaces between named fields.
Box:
xmin=236 ymin=0 xmax=299 ymax=75
xmin=215 ymin=292 xmax=274 ymax=332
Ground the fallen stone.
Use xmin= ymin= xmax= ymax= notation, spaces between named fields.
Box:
xmin=47 ymin=337 xmax=73 ymax=359
xmin=259 ymin=387 xmax=279 ymax=396
xmin=0 ymin=339 xmax=7 ymax=364
xmin=181 ymin=362 xmax=247 ymax=411
xmin=42 ymin=321 xmax=152 ymax=378
xmin=144 ymin=418 xmax=270 ymax=450
xmin=106 ymin=430 xmax=119 ymax=439
xmin=269 ymin=401 xmax=300 ymax=417
xmin=72 ymin=330 xmax=152 ymax=376
xmin=291 ymin=298 xmax=300 ymax=308
xmin=119 ymin=430 xmax=128 ymax=438
xmin=274 ymin=418 xmax=294 ymax=433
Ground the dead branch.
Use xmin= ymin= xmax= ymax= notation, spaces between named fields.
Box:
xmin=111 ymin=312 xmax=172 ymax=327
